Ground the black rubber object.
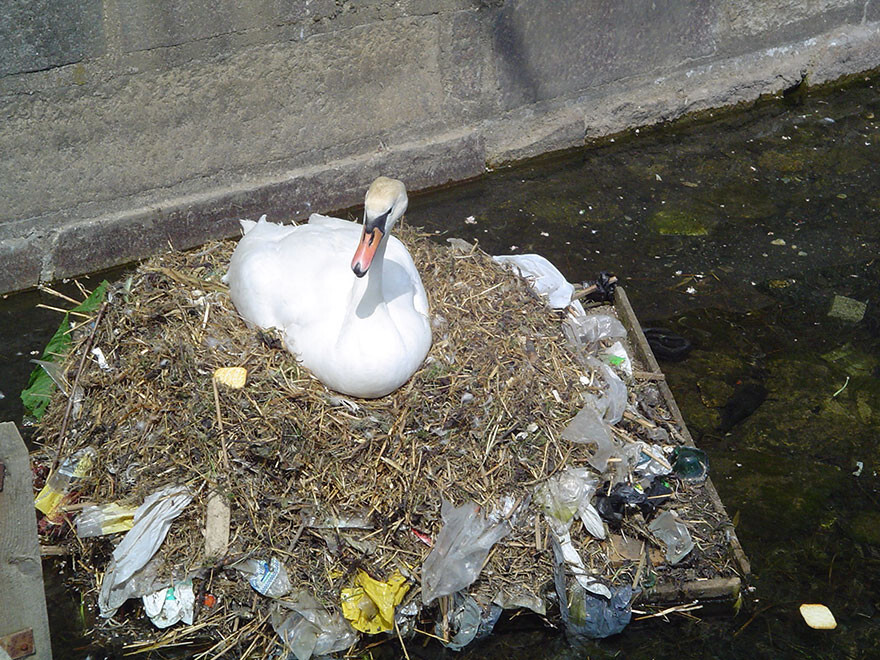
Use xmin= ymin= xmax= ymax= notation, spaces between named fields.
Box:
xmin=642 ymin=327 xmax=692 ymax=361
xmin=581 ymin=271 xmax=618 ymax=303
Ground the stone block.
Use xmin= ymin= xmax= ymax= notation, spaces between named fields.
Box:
xmin=716 ymin=0 xmax=866 ymax=55
xmin=46 ymin=129 xmax=483 ymax=285
xmin=0 ymin=238 xmax=45 ymax=294
xmin=491 ymin=0 xmax=717 ymax=110
xmin=117 ymin=1 xmax=306 ymax=53
xmin=0 ymin=17 xmax=451 ymax=226
xmin=0 ymin=0 xmax=104 ymax=77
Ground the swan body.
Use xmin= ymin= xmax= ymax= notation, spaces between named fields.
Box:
xmin=224 ymin=177 xmax=431 ymax=398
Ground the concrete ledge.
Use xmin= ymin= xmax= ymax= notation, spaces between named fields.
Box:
xmin=45 ymin=129 xmax=485 ymax=281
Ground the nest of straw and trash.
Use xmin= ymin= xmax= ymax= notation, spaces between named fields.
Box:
xmin=32 ymin=223 xmax=740 ymax=657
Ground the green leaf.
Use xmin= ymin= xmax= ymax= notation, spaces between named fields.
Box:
xmin=20 ymin=281 xmax=109 ymax=419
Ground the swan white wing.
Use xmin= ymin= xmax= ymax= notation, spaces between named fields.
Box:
xmin=227 ymin=221 xmax=353 ymax=331
xmin=308 ymin=213 xmax=361 ymax=233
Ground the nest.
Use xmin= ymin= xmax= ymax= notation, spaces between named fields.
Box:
xmin=33 ymin=224 xmax=740 ymax=657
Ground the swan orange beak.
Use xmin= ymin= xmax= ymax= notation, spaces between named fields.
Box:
xmin=351 ymin=226 xmax=383 ymax=278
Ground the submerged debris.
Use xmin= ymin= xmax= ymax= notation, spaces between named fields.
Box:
xmin=31 ymin=225 xmax=743 ymax=656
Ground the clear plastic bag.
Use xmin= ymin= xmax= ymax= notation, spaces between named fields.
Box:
xmin=562 ymin=401 xmax=616 ymax=472
xmin=536 ymin=468 xmax=604 ymax=539
xmin=563 ymin=314 xmax=627 ymax=352
xmin=648 ymin=510 xmax=694 ymax=564
xmin=420 ymin=499 xmax=512 ymax=604
xmin=586 ymin=357 xmax=627 ymax=425
xmin=272 ymin=592 xmax=357 ymax=660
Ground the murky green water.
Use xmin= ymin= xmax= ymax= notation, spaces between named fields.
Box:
xmin=3 ymin=72 xmax=879 ymax=658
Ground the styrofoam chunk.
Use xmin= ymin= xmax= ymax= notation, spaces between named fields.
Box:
xmin=799 ymin=603 xmax=837 ymax=629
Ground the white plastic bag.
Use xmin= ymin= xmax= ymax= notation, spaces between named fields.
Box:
xmin=492 ymin=254 xmax=574 ymax=309
xmin=98 ymin=485 xmax=192 ymax=618
xmin=142 ymin=580 xmax=195 ymax=628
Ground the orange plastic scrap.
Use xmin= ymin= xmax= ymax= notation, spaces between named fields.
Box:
xmin=340 ymin=570 xmax=410 ymax=634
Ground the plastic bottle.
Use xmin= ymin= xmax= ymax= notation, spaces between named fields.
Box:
xmin=35 ymin=447 xmax=97 ymax=516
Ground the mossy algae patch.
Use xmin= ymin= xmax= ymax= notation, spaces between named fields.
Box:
xmin=648 ymin=207 xmax=711 ymax=236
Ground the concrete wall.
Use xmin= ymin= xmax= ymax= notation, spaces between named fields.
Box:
xmin=1 ymin=0 xmax=879 ymax=293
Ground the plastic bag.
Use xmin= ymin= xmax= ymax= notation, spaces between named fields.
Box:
xmin=235 ymin=557 xmax=291 ymax=598
xmin=586 ymin=357 xmax=627 ymax=425
xmin=272 ymin=591 xmax=357 ymax=660
xmin=562 ymin=401 xmax=616 ymax=472
xmin=492 ymin=254 xmax=574 ymax=309
xmin=648 ymin=510 xmax=694 ymax=564
xmin=536 ymin=468 xmax=604 ymax=539
xmin=142 ymin=580 xmax=195 ymax=628
xmin=634 ymin=443 xmax=673 ymax=478
xmin=556 ymin=577 xmax=637 ymax=640
xmin=551 ymin=522 xmax=637 ymax=639
xmin=99 ymin=485 xmax=192 ymax=618
xmin=538 ymin=469 xmax=610 ymax=597
xmin=421 ymin=499 xmax=512 ymax=604
xmin=436 ymin=594 xmax=502 ymax=651
xmin=601 ymin=340 xmax=632 ymax=377
xmin=563 ymin=313 xmax=627 ymax=352
xmin=340 ymin=570 xmax=409 ymax=633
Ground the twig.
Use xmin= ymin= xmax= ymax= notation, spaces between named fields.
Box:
xmin=632 ymin=541 xmax=646 ymax=590
xmin=36 ymin=303 xmax=94 ymax=319
xmin=395 ymin=619 xmax=412 ymax=660
xmin=633 ymin=600 xmax=702 ymax=621
xmin=51 ymin=301 xmax=108 ymax=473
xmin=38 ymin=285 xmax=83 ymax=306
xmin=211 ymin=378 xmax=230 ymax=471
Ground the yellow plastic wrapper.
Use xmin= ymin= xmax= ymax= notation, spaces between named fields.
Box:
xmin=213 ymin=366 xmax=247 ymax=389
xmin=75 ymin=503 xmax=137 ymax=537
xmin=340 ymin=570 xmax=409 ymax=634
xmin=35 ymin=447 xmax=96 ymax=516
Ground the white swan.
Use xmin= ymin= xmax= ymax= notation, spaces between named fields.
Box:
xmin=224 ymin=177 xmax=432 ymax=398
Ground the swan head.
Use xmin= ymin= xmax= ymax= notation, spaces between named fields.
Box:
xmin=351 ymin=176 xmax=408 ymax=277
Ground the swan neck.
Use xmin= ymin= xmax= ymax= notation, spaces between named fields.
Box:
xmin=349 ymin=237 xmax=387 ymax=317
xmin=362 ymin=238 xmax=386 ymax=299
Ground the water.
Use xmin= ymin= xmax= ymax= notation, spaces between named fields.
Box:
xmin=3 ymin=72 xmax=879 ymax=658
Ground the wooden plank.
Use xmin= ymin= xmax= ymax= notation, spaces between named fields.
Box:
xmin=613 ymin=287 xmax=752 ymax=598
xmin=0 ymin=422 xmax=53 ymax=660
